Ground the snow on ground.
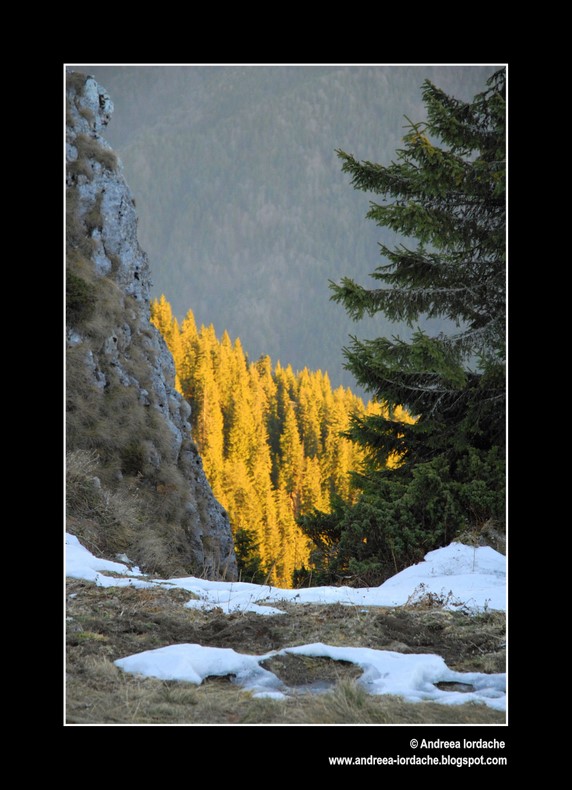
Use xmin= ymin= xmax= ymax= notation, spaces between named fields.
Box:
xmin=114 ymin=641 xmax=506 ymax=711
xmin=65 ymin=534 xmax=157 ymax=589
xmin=66 ymin=534 xmax=505 ymax=613
xmin=172 ymin=543 xmax=505 ymax=614
xmin=66 ymin=533 xmax=507 ymax=710
xmin=286 ymin=644 xmax=505 ymax=710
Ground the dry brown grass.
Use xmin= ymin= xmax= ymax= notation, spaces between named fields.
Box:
xmin=67 ymin=128 xmax=118 ymax=187
xmin=67 ymin=416 xmax=186 ymax=575
xmin=65 ymin=388 xmax=195 ymax=574
xmin=82 ymin=296 xmax=125 ymax=344
xmin=288 ymin=681 xmax=504 ymax=724
xmin=66 ymin=71 xmax=87 ymax=93
xmin=66 ymin=653 xmax=504 ymax=726
xmin=74 ymin=134 xmax=118 ymax=172
xmin=66 ymin=580 xmax=506 ymax=725
xmin=65 ymin=347 xmax=101 ymax=437
xmin=66 ymin=188 xmax=96 ymax=255
xmin=66 ymin=301 xmax=195 ymax=575
xmin=67 ymin=156 xmax=94 ymax=183
xmin=66 ymin=246 xmax=93 ymax=277
xmin=66 ymin=450 xmax=138 ymax=556
xmin=66 ymin=655 xmax=275 ymax=724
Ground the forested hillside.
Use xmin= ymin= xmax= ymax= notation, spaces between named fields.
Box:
xmin=81 ymin=65 xmax=495 ymax=393
xmin=151 ymin=295 xmax=412 ymax=586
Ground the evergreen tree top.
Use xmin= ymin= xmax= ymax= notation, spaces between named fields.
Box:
xmin=330 ymin=69 xmax=506 ymax=464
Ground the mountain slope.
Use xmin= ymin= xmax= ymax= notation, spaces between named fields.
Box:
xmin=66 ymin=71 xmax=237 ymax=579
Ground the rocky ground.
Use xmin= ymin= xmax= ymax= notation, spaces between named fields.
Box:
xmin=65 ymin=579 xmax=506 ymax=724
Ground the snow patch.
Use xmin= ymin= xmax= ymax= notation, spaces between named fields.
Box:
xmin=115 ymin=643 xmax=281 ymax=693
xmin=114 ymin=641 xmax=505 ymax=711
xmin=168 ymin=541 xmax=505 ymax=614
xmin=282 ymin=643 xmax=505 ymax=710
xmin=66 ymin=533 xmax=505 ymax=613
xmin=65 ymin=534 xmax=150 ymax=585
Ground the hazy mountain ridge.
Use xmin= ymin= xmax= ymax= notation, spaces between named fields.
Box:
xmin=79 ymin=65 xmax=496 ymax=392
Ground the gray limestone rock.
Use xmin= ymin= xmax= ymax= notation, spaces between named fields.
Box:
xmin=66 ymin=70 xmax=237 ymax=579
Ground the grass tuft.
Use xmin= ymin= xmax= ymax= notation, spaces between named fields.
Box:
xmin=289 ymin=680 xmax=504 ymax=724
xmin=74 ymin=134 xmax=118 ymax=172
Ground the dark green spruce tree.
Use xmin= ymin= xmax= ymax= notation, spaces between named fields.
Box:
xmin=299 ymin=69 xmax=506 ymax=586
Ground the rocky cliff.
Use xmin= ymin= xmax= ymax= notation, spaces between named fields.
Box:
xmin=66 ymin=71 xmax=237 ymax=579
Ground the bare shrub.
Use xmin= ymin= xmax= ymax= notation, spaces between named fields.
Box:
xmin=66 ymin=449 xmax=138 ymax=555
xmin=404 ymin=582 xmax=469 ymax=612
